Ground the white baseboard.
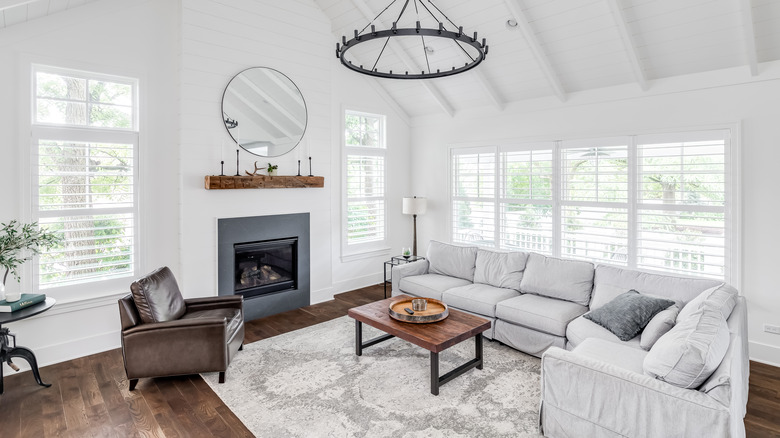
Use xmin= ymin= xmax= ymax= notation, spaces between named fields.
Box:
xmin=2 ymin=329 xmax=120 ymax=375
xmin=331 ymin=272 xmax=383 ymax=296
xmin=310 ymin=286 xmax=335 ymax=305
xmin=749 ymin=341 xmax=780 ymax=367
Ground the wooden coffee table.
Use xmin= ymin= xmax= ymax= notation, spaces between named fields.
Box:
xmin=347 ymin=294 xmax=491 ymax=395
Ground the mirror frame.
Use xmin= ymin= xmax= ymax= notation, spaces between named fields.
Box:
xmin=221 ymin=67 xmax=308 ymax=157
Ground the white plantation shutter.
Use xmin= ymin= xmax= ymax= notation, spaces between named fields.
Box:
xmin=452 ymin=148 xmax=496 ymax=246
xmin=560 ymin=140 xmax=629 ymax=265
xmin=450 ymin=129 xmax=736 ymax=283
xmin=636 ymin=131 xmax=729 ymax=279
xmin=31 ymin=66 xmax=139 ymax=291
xmin=500 ymin=145 xmax=554 ymax=254
xmin=344 ymin=111 xmax=387 ymax=248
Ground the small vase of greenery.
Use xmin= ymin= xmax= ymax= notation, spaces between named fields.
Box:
xmin=267 ymin=163 xmax=278 ymax=176
xmin=0 ymin=221 xmax=60 ymax=301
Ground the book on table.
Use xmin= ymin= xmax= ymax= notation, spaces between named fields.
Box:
xmin=0 ymin=294 xmax=46 ymax=313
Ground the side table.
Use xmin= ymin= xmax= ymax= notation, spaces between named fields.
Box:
xmin=383 ymin=255 xmax=426 ymax=298
xmin=0 ymin=297 xmax=56 ymax=395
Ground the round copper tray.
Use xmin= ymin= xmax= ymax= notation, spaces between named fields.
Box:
xmin=388 ymin=298 xmax=449 ymax=323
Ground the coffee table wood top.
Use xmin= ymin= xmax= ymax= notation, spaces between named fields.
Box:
xmin=347 ymin=294 xmax=491 ymax=353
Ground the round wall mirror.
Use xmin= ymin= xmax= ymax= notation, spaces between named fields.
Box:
xmin=221 ymin=67 xmax=307 ymax=157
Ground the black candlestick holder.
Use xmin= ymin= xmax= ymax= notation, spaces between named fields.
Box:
xmin=308 ymin=156 xmax=313 ymax=177
xmin=297 ymin=160 xmax=301 ymax=176
xmin=235 ymin=149 xmax=240 ymax=176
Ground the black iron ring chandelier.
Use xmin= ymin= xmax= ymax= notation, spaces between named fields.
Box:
xmin=336 ymin=0 xmax=489 ymax=80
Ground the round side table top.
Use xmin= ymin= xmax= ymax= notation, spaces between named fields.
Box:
xmin=0 ymin=297 xmax=57 ymax=325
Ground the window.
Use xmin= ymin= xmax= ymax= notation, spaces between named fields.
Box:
xmin=31 ymin=65 xmax=139 ymax=292
xmin=344 ymin=110 xmax=386 ymax=251
xmin=450 ymin=129 xmax=736 ymax=282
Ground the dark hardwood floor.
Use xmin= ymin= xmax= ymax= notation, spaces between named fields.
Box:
xmin=0 ymin=283 xmax=778 ymax=437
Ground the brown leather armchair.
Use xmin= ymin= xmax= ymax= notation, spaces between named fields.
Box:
xmin=118 ymin=267 xmax=244 ymax=390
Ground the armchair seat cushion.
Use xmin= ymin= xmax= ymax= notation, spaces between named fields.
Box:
xmin=181 ymin=308 xmax=243 ymax=337
xmin=399 ymin=274 xmax=471 ymax=301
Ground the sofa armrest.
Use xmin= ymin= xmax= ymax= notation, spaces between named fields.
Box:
xmin=185 ymin=295 xmax=243 ymax=312
xmin=541 ymin=346 xmax=730 ymax=438
xmin=391 ymin=260 xmax=429 ymax=296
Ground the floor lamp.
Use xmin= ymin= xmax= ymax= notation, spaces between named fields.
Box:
xmin=402 ymin=196 xmax=427 ymax=257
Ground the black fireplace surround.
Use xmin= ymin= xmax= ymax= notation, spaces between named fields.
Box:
xmin=218 ymin=214 xmax=310 ymax=321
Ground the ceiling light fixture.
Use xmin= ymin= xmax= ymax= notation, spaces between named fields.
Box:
xmin=506 ymin=19 xmax=518 ymax=29
xmin=336 ymin=0 xmax=489 ymax=80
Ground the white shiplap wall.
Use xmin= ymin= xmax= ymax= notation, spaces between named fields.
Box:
xmin=179 ymin=0 xmax=336 ymax=299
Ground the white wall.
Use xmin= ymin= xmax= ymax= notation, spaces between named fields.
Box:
xmin=178 ymin=0 xmax=411 ymax=303
xmin=410 ymin=63 xmax=780 ymax=365
xmin=0 ymin=0 xmax=179 ymax=370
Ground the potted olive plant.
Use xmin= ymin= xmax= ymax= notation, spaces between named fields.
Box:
xmin=0 ymin=221 xmax=60 ymax=302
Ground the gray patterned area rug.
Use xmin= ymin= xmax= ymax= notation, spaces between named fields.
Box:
xmin=202 ymin=316 xmax=542 ymax=437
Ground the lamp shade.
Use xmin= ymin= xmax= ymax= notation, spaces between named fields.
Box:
xmin=402 ymin=197 xmax=427 ymax=215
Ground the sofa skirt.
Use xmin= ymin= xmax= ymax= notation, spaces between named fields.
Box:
xmin=494 ymin=319 xmax=566 ymax=357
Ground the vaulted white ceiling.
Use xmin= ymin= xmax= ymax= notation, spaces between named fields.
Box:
xmin=316 ymin=0 xmax=780 ymax=117
xmin=0 ymin=0 xmax=99 ymax=28
xmin=3 ymin=0 xmax=779 ymax=118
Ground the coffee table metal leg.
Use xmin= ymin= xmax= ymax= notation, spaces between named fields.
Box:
xmin=429 ymin=334 xmax=485 ymax=396
xmin=430 ymin=352 xmax=440 ymax=395
xmin=354 ymin=320 xmax=395 ymax=357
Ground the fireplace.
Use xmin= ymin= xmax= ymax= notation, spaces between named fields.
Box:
xmin=234 ymin=238 xmax=297 ymax=298
xmin=218 ymin=213 xmax=310 ymax=321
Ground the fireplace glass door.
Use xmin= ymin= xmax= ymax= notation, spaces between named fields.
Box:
xmin=234 ymin=238 xmax=297 ymax=298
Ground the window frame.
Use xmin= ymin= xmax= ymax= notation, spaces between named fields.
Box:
xmin=449 ymin=126 xmax=741 ymax=286
xmin=341 ymin=109 xmax=389 ymax=260
xmin=26 ymin=64 xmax=141 ymax=300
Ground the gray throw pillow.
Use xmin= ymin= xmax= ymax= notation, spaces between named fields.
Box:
xmin=584 ymin=290 xmax=675 ymax=341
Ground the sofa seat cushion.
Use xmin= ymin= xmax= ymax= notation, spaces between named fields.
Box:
xmin=520 ymin=253 xmax=595 ymax=306
xmin=398 ymin=274 xmax=471 ymax=301
xmin=496 ymin=294 xmax=589 ymax=337
xmin=426 ymin=241 xmax=478 ymax=282
xmin=573 ymin=338 xmax=648 ymax=374
xmin=181 ymin=308 xmax=243 ymax=337
xmin=442 ymin=284 xmax=520 ymax=318
xmin=566 ymin=315 xmax=641 ymax=350
xmin=473 ymin=249 xmax=528 ymax=291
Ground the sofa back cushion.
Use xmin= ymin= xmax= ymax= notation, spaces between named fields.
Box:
xmin=519 ymin=253 xmax=594 ymax=306
xmin=130 ymin=266 xmax=187 ymax=324
xmin=591 ymin=264 xmax=722 ymax=312
xmin=426 ymin=240 xmax=478 ymax=282
xmin=473 ymin=249 xmax=528 ymax=291
xmin=677 ymin=283 xmax=738 ymax=323
xmin=643 ymin=307 xmax=730 ymax=389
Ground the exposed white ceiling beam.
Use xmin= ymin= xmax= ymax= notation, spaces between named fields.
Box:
xmin=738 ymin=0 xmax=759 ymax=76
xmin=362 ymin=74 xmax=411 ymax=125
xmin=472 ymin=69 xmax=505 ymax=111
xmin=0 ymin=0 xmax=34 ymax=12
xmin=605 ymin=0 xmax=648 ymax=91
xmin=503 ymin=0 xmax=566 ymax=102
xmin=350 ymin=0 xmax=456 ymax=117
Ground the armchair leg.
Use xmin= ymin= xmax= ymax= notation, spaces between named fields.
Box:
xmin=239 ymin=344 xmax=243 ymax=351
xmin=129 ymin=379 xmax=138 ymax=391
xmin=219 ymin=372 xmax=226 ymax=384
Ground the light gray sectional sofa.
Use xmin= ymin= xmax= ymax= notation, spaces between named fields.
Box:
xmin=391 ymin=240 xmax=749 ymax=438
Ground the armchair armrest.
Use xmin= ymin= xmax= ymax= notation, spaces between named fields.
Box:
xmin=391 ymin=260 xmax=429 ymax=296
xmin=185 ymin=295 xmax=243 ymax=312
xmin=121 ymin=317 xmax=229 ymax=379
xmin=540 ymin=347 xmax=729 ymax=438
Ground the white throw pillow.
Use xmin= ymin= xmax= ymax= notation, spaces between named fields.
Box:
xmin=473 ymin=249 xmax=528 ymax=291
xmin=677 ymin=283 xmax=738 ymax=323
xmin=640 ymin=305 xmax=679 ymax=350
xmin=643 ymin=307 xmax=730 ymax=389
xmin=426 ymin=240 xmax=478 ymax=282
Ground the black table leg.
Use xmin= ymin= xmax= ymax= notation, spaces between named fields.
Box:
xmin=7 ymin=346 xmax=51 ymax=390
xmin=354 ymin=320 xmax=394 ymax=357
xmin=429 ymin=334 xmax=484 ymax=396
